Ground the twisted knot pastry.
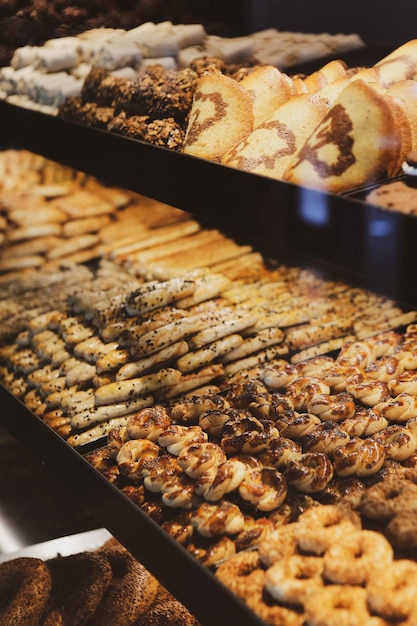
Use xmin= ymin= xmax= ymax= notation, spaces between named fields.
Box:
xmin=125 ymin=405 xmax=172 ymax=441
xmin=285 ymin=377 xmax=331 ymax=411
xmin=238 ymin=466 xmax=288 ymax=511
xmin=372 ymin=424 xmax=417 ymax=461
xmin=302 ymin=420 xmax=350 ymax=455
xmin=323 ymin=529 xmax=393 ymax=585
xmin=373 ymin=393 xmax=417 ymax=422
xmin=307 ymin=391 xmax=356 ymax=421
xmin=235 ymin=516 xmax=275 ymax=553
xmin=177 ymin=442 xmax=226 ymax=479
xmin=294 ymin=503 xmax=361 ymax=555
xmin=170 ymin=393 xmax=231 ymax=424
xmin=226 ymin=379 xmax=269 ymax=407
xmin=143 ymin=455 xmax=183 ymax=493
xmin=336 ymin=339 xmax=377 ymax=367
xmin=158 ymin=425 xmax=207 ymax=455
xmin=284 ymin=452 xmax=334 ymax=493
xmin=321 ymin=363 xmax=365 ymax=392
xmin=190 ymin=501 xmax=245 ymax=537
xmin=345 ymin=377 xmax=390 ymax=406
xmin=161 ymin=511 xmax=193 ymax=546
xmin=365 ymin=355 xmax=405 ymax=382
xmin=260 ymin=361 xmax=301 ymax=390
xmin=157 ymin=472 xmax=200 ymax=510
xmin=366 ymin=329 xmax=402 ymax=357
xmin=388 ymin=370 xmax=417 ymax=396
xmin=246 ymin=391 xmax=294 ymax=421
xmin=198 ymin=407 xmax=244 ymax=438
xmin=221 ymin=415 xmax=279 ymax=455
xmin=116 ymin=439 xmax=160 ymax=482
xmin=276 ymin=411 xmax=321 ymax=440
xmin=332 ymin=437 xmax=385 ymax=477
xmin=258 ymin=436 xmax=302 ymax=469
xmin=203 ymin=458 xmax=248 ymax=501
xmin=339 ymin=406 xmax=388 ymax=437
xmin=393 ymin=348 xmax=417 ymax=370
xmin=186 ymin=535 xmax=236 ymax=568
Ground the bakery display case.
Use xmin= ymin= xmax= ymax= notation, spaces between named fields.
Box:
xmin=1 ymin=5 xmax=417 ymax=626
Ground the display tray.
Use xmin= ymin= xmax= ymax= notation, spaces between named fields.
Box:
xmin=0 ymin=383 xmax=265 ymax=626
xmin=1 ymin=98 xmax=416 ymax=308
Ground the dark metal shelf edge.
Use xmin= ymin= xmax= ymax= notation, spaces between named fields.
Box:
xmin=1 ymin=99 xmax=417 ymax=306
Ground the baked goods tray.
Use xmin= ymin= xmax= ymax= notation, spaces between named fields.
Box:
xmin=1 ymin=99 xmax=417 ymax=307
xmin=0 ymin=383 xmax=265 ymax=626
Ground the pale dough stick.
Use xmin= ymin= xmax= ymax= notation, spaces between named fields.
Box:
xmin=354 ymin=311 xmax=417 ymax=340
xmin=0 ymin=236 xmax=62 ymax=258
xmin=63 ymin=214 xmax=111 ymax=237
xmin=175 ymin=273 xmax=231 ymax=309
xmin=66 ymin=415 xmax=133 ymax=448
xmin=95 ymin=348 xmax=131 ymax=373
xmin=189 ymin=312 xmax=259 ymax=349
xmin=65 ymin=361 xmax=96 ymax=386
xmin=116 ymin=340 xmax=189 ymax=381
xmin=107 ymin=219 xmax=201 ymax=258
xmin=164 ymin=364 xmax=224 ymax=399
xmin=0 ymin=254 xmax=44 ymax=271
xmin=60 ymin=389 xmax=95 ymax=415
xmin=285 ymin=318 xmax=354 ymax=352
xmin=46 ymin=233 xmax=99 ymax=260
xmin=74 ymin=337 xmax=120 ymax=363
xmin=7 ymin=222 xmax=62 ymax=241
xmin=131 ymin=313 xmax=217 ymax=357
xmin=94 ymin=367 xmax=182 ymax=406
xmin=223 ymin=345 xmax=290 ymax=377
xmin=70 ymin=395 xmax=154 ymax=429
xmin=8 ymin=204 xmax=68 ymax=225
xmin=125 ymin=276 xmax=196 ymax=316
xmin=222 ymin=327 xmax=285 ymax=362
xmin=53 ymin=190 xmax=115 ymax=218
xmin=290 ymin=335 xmax=356 ymax=364
xmin=176 ymin=334 xmax=243 ymax=373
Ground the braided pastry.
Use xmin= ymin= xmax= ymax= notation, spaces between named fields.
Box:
xmin=345 ymin=378 xmax=390 ymax=407
xmin=307 ymin=391 xmax=356 ymax=421
xmin=302 ymin=421 xmax=350 ymax=455
xmin=116 ymin=439 xmax=160 ymax=482
xmin=285 ymin=377 xmax=331 ymax=411
xmin=285 ymin=452 xmax=334 ymax=493
xmin=332 ymin=437 xmax=385 ymax=477
xmin=238 ymin=466 xmax=288 ymax=511
xmin=158 ymin=425 xmax=207 ymax=455
xmin=373 ymin=393 xmax=417 ymax=422
xmin=339 ymin=407 xmax=388 ymax=437
xmin=372 ymin=424 xmax=417 ymax=461
xmin=221 ymin=415 xmax=279 ymax=455
xmin=190 ymin=501 xmax=245 ymax=537
xmin=364 ymin=356 xmax=404 ymax=382
xmin=276 ymin=411 xmax=321 ymax=439
xmin=170 ymin=393 xmax=231 ymax=424
xmin=258 ymin=436 xmax=302 ymax=468
xmin=125 ymin=406 xmax=171 ymax=441
xmin=388 ymin=370 xmax=417 ymax=396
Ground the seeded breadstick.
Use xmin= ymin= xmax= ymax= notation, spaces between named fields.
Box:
xmin=164 ymin=364 xmax=224 ymax=399
xmin=94 ymin=368 xmax=182 ymax=406
xmin=223 ymin=345 xmax=289 ymax=376
xmin=70 ymin=395 xmax=154 ymax=429
xmin=285 ymin=318 xmax=354 ymax=352
xmin=66 ymin=416 xmax=133 ymax=448
xmin=290 ymin=335 xmax=356 ymax=363
xmin=189 ymin=312 xmax=259 ymax=349
xmin=222 ymin=327 xmax=285 ymax=362
xmin=126 ymin=277 xmax=196 ymax=316
xmin=116 ymin=340 xmax=189 ymax=381
xmin=176 ymin=334 xmax=243 ymax=373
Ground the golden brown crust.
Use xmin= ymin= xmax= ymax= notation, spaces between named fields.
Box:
xmin=0 ymin=557 xmax=52 ymax=626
